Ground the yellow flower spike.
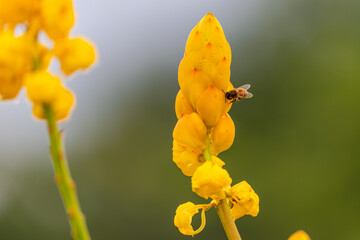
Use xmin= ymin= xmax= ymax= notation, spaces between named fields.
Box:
xmin=288 ymin=230 xmax=311 ymax=240
xmin=173 ymin=112 xmax=208 ymax=149
xmin=53 ymin=37 xmax=97 ymax=75
xmin=174 ymin=202 xmax=210 ymax=236
xmin=25 ymin=71 xmax=61 ymax=103
xmin=210 ymin=114 xmax=235 ymax=155
xmin=196 ymin=85 xmax=227 ymax=127
xmin=192 ymin=161 xmax=232 ymax=200
xmin=175 ymin=89 xmax=194 ymax=119
xmin=173 ymin=140 xmax=204 ymax=176
xmin=40 ymin=0 xmax=75 ymax=40
xmin=180 ymin=68 xmax=212 ymax=108
xmin=33 ymin=87 xmax=75 ymax=121
xmin=229 ymin=181 xmax=259 ymax=220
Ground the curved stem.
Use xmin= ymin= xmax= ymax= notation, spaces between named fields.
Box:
xmin=43 ymin=104 xmax=91 ymax=240
xmin=216 ymin=199 xmax=242 ymax=240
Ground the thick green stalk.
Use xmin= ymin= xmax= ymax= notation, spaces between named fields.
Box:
xmin=216 ymin=199 xmax=242 ymax=240
xmin=43 ymin=104 xmax=91 ymax=240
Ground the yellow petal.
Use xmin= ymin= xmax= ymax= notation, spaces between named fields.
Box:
xmin=229 ymin=181 xmax=259 ymax=220
xmin=173 ymin=140 xmax=203 ymax=176
xmin=210 ymin=114 xmax=235 ymax=155
xmin=191 ymin=161 xmax=232 ymax=200
xmin=196 ymin=85 xmax=227 ymax=127
xmin=211 ymin=56 xmax=231 ymax=92
xmin=175 ymin=89 xmax=194 ymax=119
xmin=173 ymin=113 xmax=208 ymax=149
xmin=180 ymin=68 xmax=211 ymax=108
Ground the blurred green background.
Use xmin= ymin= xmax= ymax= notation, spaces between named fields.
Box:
xmin=1 ymin=0 xmax=360 ymax=239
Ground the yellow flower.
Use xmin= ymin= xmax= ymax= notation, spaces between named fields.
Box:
xmin=53 ymin=37 xmax=96 ymax=75
xmin=0 ymin=30 xmax=32 ymax=100
xmin=229 ymin=181 xmax=259 ymax=220
xmin=40 ymin=0 xmax=75 ymax=40
xmin=288 ymin=230 xmax=311 ymax=240
xmin=25 ymin=71 xmax=62 ymax=103
xmin=0 ymin=0 xmax=39 ymax=27
xmin=33 ymin=86 xmax=75 ymax=121
xmin=174 ymin=202 xmax=210 ymax=236
xmin=174 ymin=202 xmax=199 ymax=236
xmin=192 ymin=161 xmax=232 ymax=200
xmin=210 ymin=114 xmax=235 ymax=155
xmin=175 ymin=89 xmax=194 ymax=119
xmin=173 ymin=112 xmax=208 ymax=149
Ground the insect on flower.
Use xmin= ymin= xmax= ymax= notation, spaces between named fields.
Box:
xmin=225 ymin=84 xmax=253 ymax=103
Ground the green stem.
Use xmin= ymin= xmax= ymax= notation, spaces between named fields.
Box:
xmin=43 ymin=104 xmax=91 ymax=240
xmin=216 ymin=199 xmax=242 ymax=240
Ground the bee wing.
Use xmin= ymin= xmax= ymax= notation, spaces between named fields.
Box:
xmin=239 ymin=84 xmax=251 ymax=90
xmin=246 ymin=92 xmax=253 ymax=98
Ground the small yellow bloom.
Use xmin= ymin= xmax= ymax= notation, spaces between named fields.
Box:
xmin=25 ymin=71 xmax=62 ymax=103
xmin=173 ymin=113 xmax=208 ymax=149
xmin=196 ymin=85 xmax=227 ymax=127
xmin=288 ymin=230 xmax=311 ymax=240
xmin=174 ymin=202 xmax=199 ymax=236
xmin=40 ymin=0 xmax=75 ymax=40
xmin=192 ymin=161 xmax=232 ymax=200
xmin=210 ymin=114 xmax=235 ymax=155
xmin=229 ymin=181 xmax=259 ymax=220
xmin=174 ymin=202 xmax=209 ymax=236
xmin=33 ymin=87 xmax=75 ymax=121
xmin=53 ymin=37 xmax=96 ymax=75
xmin=175 ymin=89 xmax=194 ymax=119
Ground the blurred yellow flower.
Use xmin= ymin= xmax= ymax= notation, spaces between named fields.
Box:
xmin=0 ymin=0 xmax=39 ymax=28
xmin=40 ymin=0 xmax=75 ymax=40
xmin=174 ymin=202 xmax=199 ymax=236
xmin=229 ymin=181 xmax=259 ymax=220
xmin=288 ymin=230 xmax=311 ymax=240
xmin=54 ymin=37 xmax=96 ymax=75
xmin=25 ymin=71 xmax=61 ymax=103
xmin=192 ymin=161 xmax=232 ymax=200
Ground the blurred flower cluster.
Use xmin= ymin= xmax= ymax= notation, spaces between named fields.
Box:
xmin=0 ymin=0 xmax=96 ymax=120
xmin=173 ymin=13 xmax=259 ymax=236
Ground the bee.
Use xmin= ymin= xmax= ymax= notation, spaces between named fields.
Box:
xmin=225 ymin=84 xmax=253 ymax=103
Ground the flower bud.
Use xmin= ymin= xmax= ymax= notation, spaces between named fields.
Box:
xmin=192 ymin=161 xmax=232 ymax=200
xmin=196 ymin=85 xmax=227 ymax=127
xmin=179 ymin=68 xmax=211 ymax=108
xmin=210 ymin=114 xmax=235 ymax=155
xmin=54 ymin=37 xmax=96 ymax=75
xmin=288 ymin=230 xmax=311 ymax=240
xmin=175 ymin=89 xmax=194 ymax=119
xmin=173 ymin=140 xmax=203 ymax=176
xmin=25 ymin=71 xmax=61 ymax=103
xmin=211 ymin=56 xmax=231 ymax=92
xmin=173 ymin=113 xmax=208 ymax=149
xmin=229 ymin=181 xmax=259 ymax=220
